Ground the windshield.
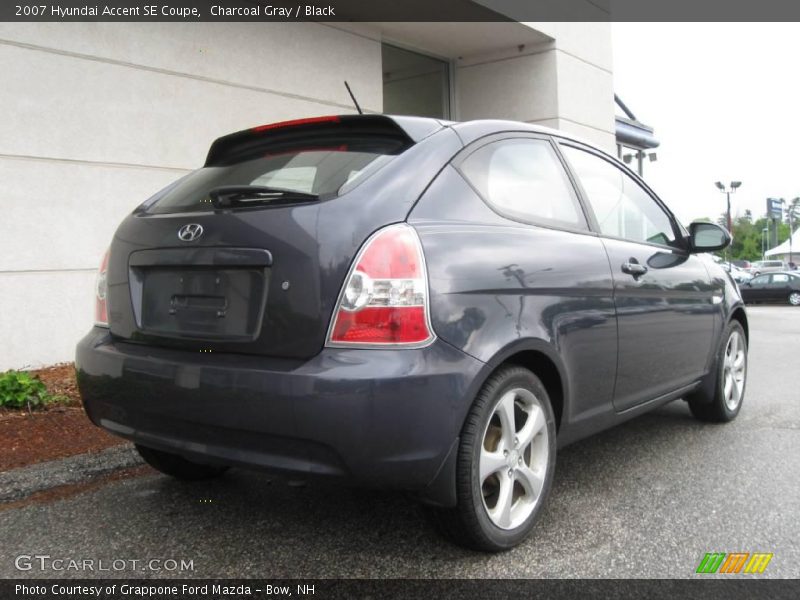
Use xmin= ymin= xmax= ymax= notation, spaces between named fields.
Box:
xmin=145 ymin=138 xmax=404 ymax=214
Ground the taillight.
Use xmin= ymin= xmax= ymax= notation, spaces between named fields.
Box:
xmin=327 ymin=224 xmax=434 ymax=347
xmin=252 ymin=115 xmax=341 ymax=133
xmin=94 ymin=248 xmax=110 ymax=327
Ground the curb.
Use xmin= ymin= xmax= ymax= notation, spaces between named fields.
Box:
xmin=0 ymin=444 xmax=144 ymax=503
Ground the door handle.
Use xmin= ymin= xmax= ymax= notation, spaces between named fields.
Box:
xmin=621 ymin=259 xmax=648 ymax=278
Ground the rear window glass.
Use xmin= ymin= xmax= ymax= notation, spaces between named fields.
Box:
xmin=145 ymin=136 xmax=407 ymax=214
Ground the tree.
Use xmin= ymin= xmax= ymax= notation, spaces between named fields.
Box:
xmin=698 ymin=213 xmax=791 ymax=261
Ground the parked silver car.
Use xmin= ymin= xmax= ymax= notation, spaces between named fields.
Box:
xmin=748 ymin=260 xmax=786 ymax=276
xmin=722 ymin=262 xmax=753 ymax=284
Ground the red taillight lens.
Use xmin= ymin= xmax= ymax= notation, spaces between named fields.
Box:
xmin=252 ymin=115 xmax=341 ymax=133
xmin=327 ymin=224 xmax=434 ymax=347
xmin=94 ymin=248 xmax=110 ymax=327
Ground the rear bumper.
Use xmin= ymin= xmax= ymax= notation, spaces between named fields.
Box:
xmin=75 ymin=328 xmax=485 ymax=504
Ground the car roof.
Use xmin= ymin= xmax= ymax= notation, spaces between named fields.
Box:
xmin=753 ymin=271 xmax=797 ymax=277
xmin=386 ymin=115 xmax=607 ymax=155
xmin=225 ymin=114 xmax=616 ymax=165
xmin=449 ymin=118 xmax=597 ymax=147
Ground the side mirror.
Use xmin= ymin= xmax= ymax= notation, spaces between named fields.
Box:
xmin=688 ymin=222 xmax=731 ymax=253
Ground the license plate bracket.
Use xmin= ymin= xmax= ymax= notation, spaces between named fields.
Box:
xmin=133 ymin=266 xmax=268 ymax=341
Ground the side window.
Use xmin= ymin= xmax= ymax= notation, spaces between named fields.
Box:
xmin=459 ymin=138 xmax=587 ymax=230
xmin=561 ymin=145 xmax=676 ymax=246
xmin=751 ymin=275 xmax=770 ymax=285
xmin=772 ymin=274 xmax=790 ymax=284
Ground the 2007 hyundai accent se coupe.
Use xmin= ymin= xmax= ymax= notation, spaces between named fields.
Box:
xmin=76 ymin=114 xmax=748 ymax=551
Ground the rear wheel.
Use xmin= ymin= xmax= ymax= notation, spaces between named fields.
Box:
xmin=687 ymin=321 xmax=747 ymax=422
xmin=136 ymin=445 xmax=229 ymax=481
xmin=428 ymin=366 xmax=556 ymax=552
xmin=789 ymin=291 xmax=800 ymax=306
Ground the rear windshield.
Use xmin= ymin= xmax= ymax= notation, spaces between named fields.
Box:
xmin=145 ymin=136 xmax=407 ymax=214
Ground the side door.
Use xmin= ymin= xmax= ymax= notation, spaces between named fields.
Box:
xmin=767 ymin=273 xmax=791 ymax=301
xmin=744 ymin=274 xmax=772 ymax=302
xmin=558 ymin=142 xmax=717 ymax=412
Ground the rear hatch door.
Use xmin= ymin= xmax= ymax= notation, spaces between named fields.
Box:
xmin=105 ymin=115 xmax=456 ymax=358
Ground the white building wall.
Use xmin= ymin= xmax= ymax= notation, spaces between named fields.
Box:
xmin=456 ymin=50 xmax=559 ymax=123
xmin=455 ymin=22 xmax=615 ymax=151
xmin=0 ymin=23 xmax=382 ymax=370
xmin=541 ymin=22 xmax=615 ymax=151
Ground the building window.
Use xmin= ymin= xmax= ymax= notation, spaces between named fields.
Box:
xmin=381 ymin=44 xmax=450 ymax=119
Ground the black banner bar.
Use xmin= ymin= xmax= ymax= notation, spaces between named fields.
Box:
xmin=3 ymin=579 xmax=800 ymax=600
xmin=4 ymin=0 xmax=800 ymax=22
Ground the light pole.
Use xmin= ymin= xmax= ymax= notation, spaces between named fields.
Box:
xmin=786 ymin=197 xmax=799 ymax=268
xmin=715 ymin=180 xmax=741 ymax=262
xmin=762 ymin=227 xmax=769 ymax=261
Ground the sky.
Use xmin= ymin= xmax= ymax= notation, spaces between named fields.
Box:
xmin=611 ymin=23 xmax=800 ymax=226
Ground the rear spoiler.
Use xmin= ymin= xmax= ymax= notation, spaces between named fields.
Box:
xmin=204 ymin=114 xmax=445 ymax=167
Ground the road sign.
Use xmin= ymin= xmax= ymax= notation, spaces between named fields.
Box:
xmin=767 ymin=198 xmax=783 ymax=220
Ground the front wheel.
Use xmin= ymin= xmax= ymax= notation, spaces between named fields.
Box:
xmin=789 ymin=291 xmax=800 ymax=306
xmin=687 ymin=321 xmax=747 ymax=422
xmin=428 ymin=366 xmax=557 ymax=552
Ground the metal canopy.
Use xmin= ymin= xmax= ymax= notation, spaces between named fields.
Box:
xmin=615 ymin=95 xmax=659 ymax=150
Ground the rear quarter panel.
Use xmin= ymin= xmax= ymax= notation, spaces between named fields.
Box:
xmin=409 ymin=166 xmax=618 ymax=429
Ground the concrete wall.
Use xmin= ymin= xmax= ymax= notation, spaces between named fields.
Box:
xmin=0 ymin=23 xmax=382 ymax=370
xmin=455 ymin=22 xmax=615 ymax=151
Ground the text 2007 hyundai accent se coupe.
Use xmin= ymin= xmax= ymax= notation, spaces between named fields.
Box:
xmin=76 ymin=115 xmax=748 ymax=551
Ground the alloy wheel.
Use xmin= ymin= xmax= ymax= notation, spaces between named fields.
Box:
xmin=722 ymin=330 xmax=746 ymax=411
xmin=789 ymin=291 xmax=800 ymax=306
xmin=479 ymin=388 xmax=549 ymax=530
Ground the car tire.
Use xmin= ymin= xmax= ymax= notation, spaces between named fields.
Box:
xmin=427 ymin=365 xmax=557 ymax=552
xmin=789 ymin=291 xmax=800 ymax=306
xmin=136 ymin=444 xmax=230 ymax=481
xmin=686 ymin=321 xmax=747 ymax=423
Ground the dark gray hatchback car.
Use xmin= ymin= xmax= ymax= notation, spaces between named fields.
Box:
xmin=76 ymin=114 xmax=748 ymax=551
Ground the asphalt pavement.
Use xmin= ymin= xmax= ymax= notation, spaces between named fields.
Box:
xmin=1 ymin=306 xmax=798 ymax=579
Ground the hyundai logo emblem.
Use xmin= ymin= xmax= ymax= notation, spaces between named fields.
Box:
xmin=177 ymin=223 xmax=204 ymax=242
